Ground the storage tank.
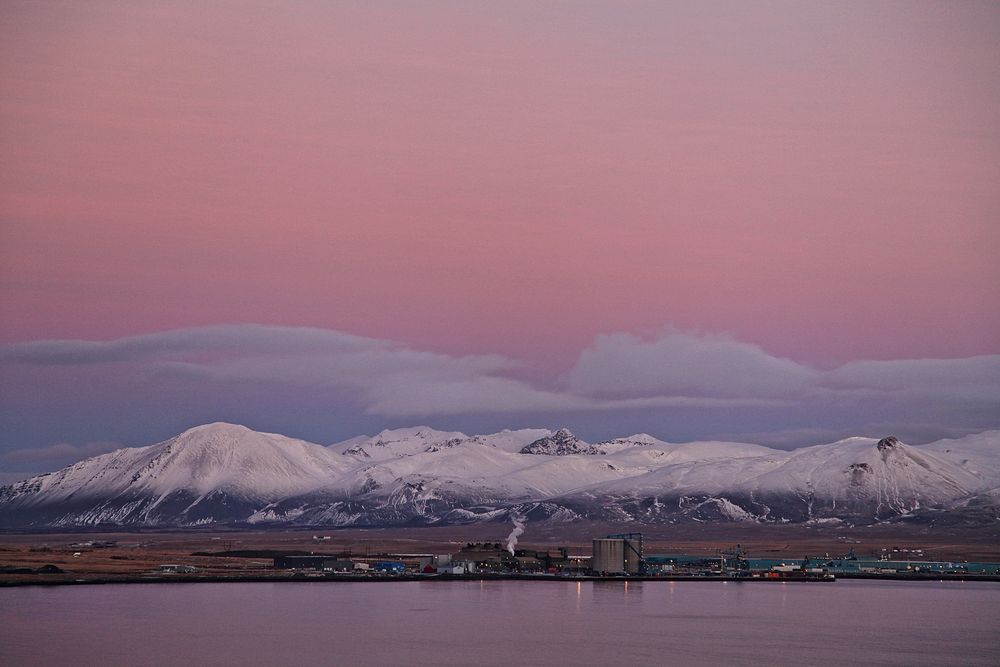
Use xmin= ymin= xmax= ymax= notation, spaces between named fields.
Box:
xmin=592 ymin=539 xmax=626 ymax=574
xmin=592 ymin=536 xmax=642 ymax=574
xmin=622 ymin=541 xmax=640 ymax=574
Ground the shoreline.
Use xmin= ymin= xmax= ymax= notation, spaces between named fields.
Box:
xmin=4 ymin=572 xmax=1000 ymax=588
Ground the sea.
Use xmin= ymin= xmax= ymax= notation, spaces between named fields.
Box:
xmin=2 ymin=579 xmax=998 ymax=666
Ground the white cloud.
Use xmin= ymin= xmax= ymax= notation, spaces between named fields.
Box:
xmin=0 ymin=441 xmax=124 ymax=466
xmin=0 ymin=325 xmax=996 ymax=451
xmin=566 ymin=329 xmax=821 ymax=399
xmin=564 ymin=329 xmax=999 ymax=415
xmin=0 ymin=324 xmax=381 ymax=365
xmin=826 ymin=356 xmax=1000 ymax=393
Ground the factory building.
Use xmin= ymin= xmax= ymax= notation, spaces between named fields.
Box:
xmin=451 ymin=542 xmax=515 ymax=571
xmin=272 ymin=555 xmax=354 ymax=571
xmin=591 ymin=534 xmax=643 ymax=574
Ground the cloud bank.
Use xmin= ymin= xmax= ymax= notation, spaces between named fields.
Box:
xmin=1 ymin=324 xmax=996 ymax=470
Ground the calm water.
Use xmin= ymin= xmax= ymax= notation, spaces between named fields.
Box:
xmin=2 ymin=580 xmax=998 ymax=666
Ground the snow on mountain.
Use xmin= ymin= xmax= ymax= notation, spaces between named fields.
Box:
xmin=327 ymin=434 xmax=370 ymax=453
xmin=587 ymin=449 xmax=783 ymax=498
xmin=2 ymin=424 xmax=998 ymax=529
xmin=594 ymin=434 xmax=671 ymax=453
xmin=657 ymin=440 xmax=781 ymax=463
xmin=557 ymin=434 xmax=1000 ymax=524
xmin=8 ymin=423 xmax=345 ymax=500
xmin=336 ymin=427 xmax=468 ymax=460
xmin=919 ymin=430 xmax=1000 ymax=480
xmin=604 ymin=433 xmax=666 ymax=446
xmin=744 ymin=436 xmax=986 ymax=520
xmin=467 ymin=429 xmax=553 ymax=453
xmin=336 ymin=436 xmax=639 ymax=504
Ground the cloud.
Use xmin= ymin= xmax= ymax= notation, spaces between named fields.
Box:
xmin=0 ymin=326 xmax=801 ymax=421
xmin=826 ymin=356 xmax=1000 ymax=393
xmin=0 ymin=441 xmax=124 ymax=467
xmin=0 ymin=324 xmax=996 ymax=463
xmin=566 ymin=329 xmax=999 ymax=414
xmin=566 ymin=330 xmax=820 ymax=399
xmin=0 ymin=326 xmax=566 ymax=421
xmin=363 ymin=375 xmax=587 ymax=416
xmin=0 ymin=471 xmax=40 ymax=485
xmin=0 ymin=325 xmax=382 ymax=365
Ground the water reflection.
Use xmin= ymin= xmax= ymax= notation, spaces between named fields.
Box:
xmin=591 ymin=579 xmax=643 ymax=605
xmin=1 ymin=581 xmax=997 ymax=667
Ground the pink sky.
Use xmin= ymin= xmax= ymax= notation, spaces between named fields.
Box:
xmin=1 ymin=0 xmax=998 ymax=369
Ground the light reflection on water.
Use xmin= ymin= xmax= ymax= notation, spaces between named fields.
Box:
xmin=2 ymin=580 xmax=998 ymax=666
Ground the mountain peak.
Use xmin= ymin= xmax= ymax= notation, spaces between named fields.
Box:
xmin=520 ymin=428 xmax=601 ymax=455
xmin=876 ymin=436 xmax=902 ymax=452
xmin=176 ymin=422 xmax=254 ymax=438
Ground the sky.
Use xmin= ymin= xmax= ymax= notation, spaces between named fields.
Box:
xmin=1 ymin=1 xmax=998 ymax=474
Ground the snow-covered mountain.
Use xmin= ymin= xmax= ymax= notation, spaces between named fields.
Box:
xmin=2 ymin=424 xmax=998 ymax=529
xmin=0 ymin=423 xmax=351 ymax=527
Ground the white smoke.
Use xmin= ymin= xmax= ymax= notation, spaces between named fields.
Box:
xmin=506 ymin=513 xmax=526 ymax=555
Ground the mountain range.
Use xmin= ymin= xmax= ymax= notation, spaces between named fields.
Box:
xmin=1 ymin=423 xmax=998 ymax=529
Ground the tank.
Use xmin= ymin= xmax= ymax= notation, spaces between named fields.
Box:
xmin=592 ymin=537 xmax=642 ymax=574
xmin=592 ymin=539 xmax=626 ymax=574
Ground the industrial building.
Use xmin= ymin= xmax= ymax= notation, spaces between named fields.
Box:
xmin=272 ymin=555 xmax=354 ymax=572
xmin=450 ymin=542 xmax=517 ymax=571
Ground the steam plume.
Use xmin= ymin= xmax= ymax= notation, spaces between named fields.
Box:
xmin=506 ymin=513 xmax=526 ymax=555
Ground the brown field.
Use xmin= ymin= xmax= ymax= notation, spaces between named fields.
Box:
xmin=2 ymin=523 xmax=998 ymax=584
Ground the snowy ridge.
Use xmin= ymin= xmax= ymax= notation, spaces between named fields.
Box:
xmin=2 ymin=424 xmax=999 ymax=528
